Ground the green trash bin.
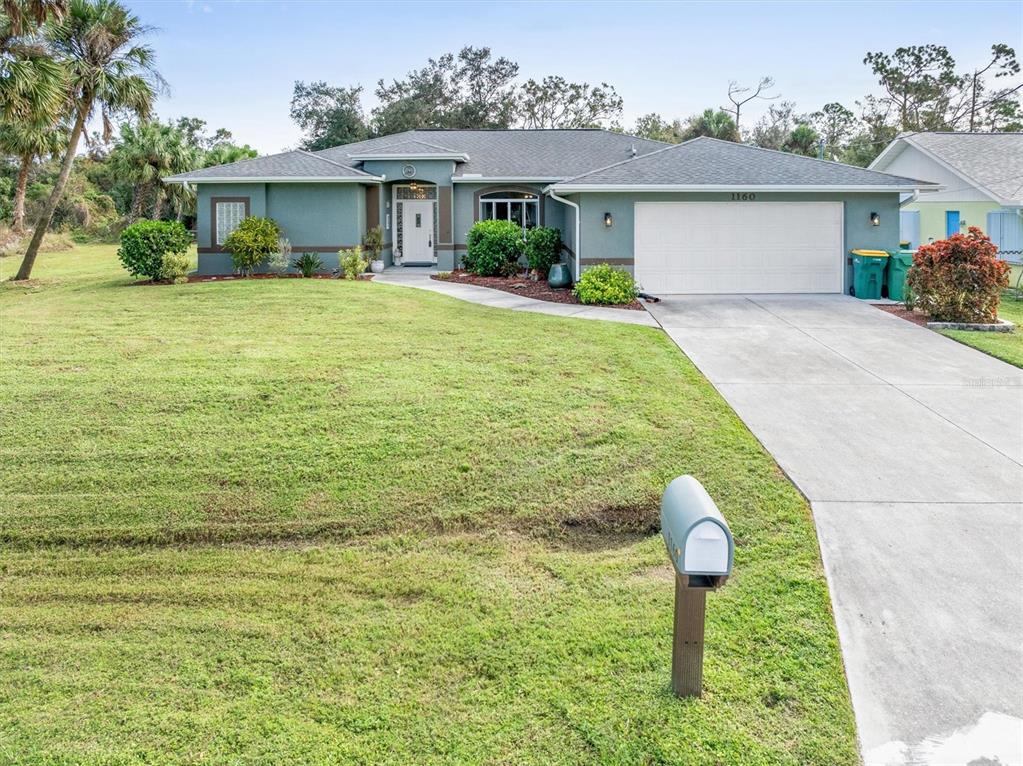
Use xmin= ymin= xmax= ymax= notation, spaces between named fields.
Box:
xmin=886 ymin=250 xmax=915 ymax=302
xmin=850 ymin=249 xmax=889 ymax=300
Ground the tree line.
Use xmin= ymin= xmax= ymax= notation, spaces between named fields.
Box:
xmin=291 ymin=43 xmax=1022 ymax=166
xmin=288 ymin=47 xmax=626 ymax=150
xmin=1 ymin=0 xmax=253 ymax=280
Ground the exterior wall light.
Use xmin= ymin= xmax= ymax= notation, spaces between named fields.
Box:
xmin=870 ymin=212 xmax=880 ymax=227
xmin=604 ymin=212 xmax=613 ymax=228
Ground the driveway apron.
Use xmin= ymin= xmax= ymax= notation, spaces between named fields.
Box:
xmin=647 ymin=294 xmax=1023 ymax=766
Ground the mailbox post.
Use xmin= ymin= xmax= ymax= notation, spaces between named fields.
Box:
xmin=660 ymin=476 xmax=734 ymax=698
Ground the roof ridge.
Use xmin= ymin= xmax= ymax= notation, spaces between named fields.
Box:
xmin=911 ymin=131 xmax=1023 ymax=136
xmin=349 ymin=137 xmax=463 ymax=154
xmin=558 ymin=136 xmax=707 ymax=184
xmin=556 ymin=135 xmax=935 ymax=187
xmin=296 ymin=149 xmax=373 ymax=175
xmin=697 ymin=135 xmax=916 ymax=178
xmin=180 ymin=148 xmax=289 ymax=173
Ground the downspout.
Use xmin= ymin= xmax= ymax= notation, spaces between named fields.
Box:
xmin=546 ymin=187 xmax=580 ymax=280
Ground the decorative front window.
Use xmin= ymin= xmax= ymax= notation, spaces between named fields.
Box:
xmin=480 ymin=191 xmax=539 ymax=230
xmin=396 ymin=184 xmax=437 ymax=201
xmin=215 ymin=200 xmax=247 ymax=245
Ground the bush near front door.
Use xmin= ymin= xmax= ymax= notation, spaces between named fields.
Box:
xmin=464 ymin=219 xmax=523 ymax=277
xmin=524 ymin=226 xmax=562 ymax=277
xmin=907 ymin=227 xmax=1010 ymax=323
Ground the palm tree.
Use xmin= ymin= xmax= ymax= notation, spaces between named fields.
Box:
xmin=109 ymin=120 xmax=197 ymax=222
xmin=14 ymin=0 xmax=162 ymax=281
xmin=2 ymin=0 xmax=66 ymax=34
xmin=0 ymin=0 xmax=66 ymax=122
xmin=681 ymin=109 xmax=741 ymax=143
xmin=0 ymin=118 xmax=66 ymax=232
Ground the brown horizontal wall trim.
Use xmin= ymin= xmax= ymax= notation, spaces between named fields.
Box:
xmin=453 ymin=244 xmax=467 ymax=251
xmin=580 ymin=258 xmax=632 ymax=265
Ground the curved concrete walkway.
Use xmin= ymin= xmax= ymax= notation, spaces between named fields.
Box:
xmin=373 ymin=268 xmax=658 ymax=327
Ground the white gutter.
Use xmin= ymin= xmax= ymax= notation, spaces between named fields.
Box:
xmin=899 ymin=190 xmax=919 ymax=208
xmin=549 ymin=183 xmax=941 ymax=193
xmin=546 ymin=188 xmax=580 ymax=281
xmin=162 ymin=176 xmax=384 ymax=184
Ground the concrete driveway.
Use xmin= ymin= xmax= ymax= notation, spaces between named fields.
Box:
xmin=647 ymin=294 xmax=1023 ymax=766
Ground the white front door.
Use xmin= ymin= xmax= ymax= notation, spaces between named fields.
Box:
xmin=401 ymin=199 xmax=434 ymax=264
xmin=634 ymin=202 xmax=844 ymax=294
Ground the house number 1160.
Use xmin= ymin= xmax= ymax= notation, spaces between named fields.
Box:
xmin=731 ymin=192 xmax=757 ymax=201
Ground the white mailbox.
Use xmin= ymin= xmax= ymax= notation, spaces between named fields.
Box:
xmin=660 ymin=475 xmax=734 ymax=579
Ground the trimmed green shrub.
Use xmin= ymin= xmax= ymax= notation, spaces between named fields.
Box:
xmin=906 ymin=227 xmax=1010 ymax=322
xmin=161 ymin=251 xmax=190 ymax=284
xmin=464 ymin=219 xmax=523 ymax=276
xmin=573 ymin=263 xmax=638 ymax=305
xmin=339 ymin=246 xmax=368 ymax=280
xmin=117 ymin=220 xmax=191 ymax=281
xmin=224 ymin=216 xmax=281 ymax=276
xmin=524 ymin=226 xmax=562 ymax=277
xmin=292 ymin=253 xmax=324 ymax=278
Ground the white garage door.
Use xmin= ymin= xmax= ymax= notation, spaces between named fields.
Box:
xmin=634 ymin=202 xmax=844 ymax=294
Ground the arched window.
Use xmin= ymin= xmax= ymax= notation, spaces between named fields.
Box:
xmin=479 ymin=191 xmax=539 ymax=229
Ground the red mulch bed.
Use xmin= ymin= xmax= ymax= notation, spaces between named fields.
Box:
xmin=434 ymin=270 xmax=645 ymax=310
xmin=875 ymin=303 xmax=931 ymax=326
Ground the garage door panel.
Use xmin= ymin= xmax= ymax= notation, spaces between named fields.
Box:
xmin=635 ymin=202 xmax=843 ymax=295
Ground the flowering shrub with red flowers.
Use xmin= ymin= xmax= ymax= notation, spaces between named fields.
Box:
xmin=906 ymin=227 xmax=1010 ymax=323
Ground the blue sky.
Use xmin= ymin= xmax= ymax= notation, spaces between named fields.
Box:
xmin=126 ymin=0 xmax=1023 ymax=154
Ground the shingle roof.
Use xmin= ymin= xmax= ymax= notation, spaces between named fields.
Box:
xmin=900 ymin=132 xmax=1023 ymax=203
xmin=316 ymin=129 xmax=667 ymax=178
xmin=346 ymin=138 xmax=466 ymax=157
xmin=555 ymin=136 xmax=934 ymax=189
xmin=164 ymin=150 xmax=377 ymax=181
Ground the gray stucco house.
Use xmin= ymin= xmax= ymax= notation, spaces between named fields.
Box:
xmin=165 ymin=129 xmax=937 ymax=294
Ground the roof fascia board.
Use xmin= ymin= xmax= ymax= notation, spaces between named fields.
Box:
xmin=550 ymin=183 xmax=940 ymax=193
xmin=164 ymin=176 xmax=383 ymax=184
xmin=867 ymin=139 xmax=905 ymax=171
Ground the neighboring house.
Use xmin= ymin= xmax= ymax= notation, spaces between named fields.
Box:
xmin=870 ymin=132 xmax=1023 ymax=256
xmin=165 ymin=130 xmax=935 ymax=294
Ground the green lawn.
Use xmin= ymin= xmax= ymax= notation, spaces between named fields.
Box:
xmin=0 ymin=245 xmax=857 ymax=765
xmin=939 ymin=291 xmax=1023 ymax=368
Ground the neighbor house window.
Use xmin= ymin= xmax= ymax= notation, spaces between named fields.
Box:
xmin=480 ymin=191 xmax=539 ymax=229
xmin=215 ymin=200 xmax=247 ymax=245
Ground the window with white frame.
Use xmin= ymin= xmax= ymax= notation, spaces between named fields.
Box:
xmin=479 ymin=191 xmax=539 ymax=229
xmin=215 ymin=200 xmax=247 ymax=245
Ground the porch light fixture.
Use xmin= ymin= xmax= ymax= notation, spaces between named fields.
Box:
xmin=604 ymin=212 xmax=613 ymax=228
xmin=409 ymin=180 xmax=419 ymax=192
xmin=870 ymin=212 xmax=880 ymax=227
